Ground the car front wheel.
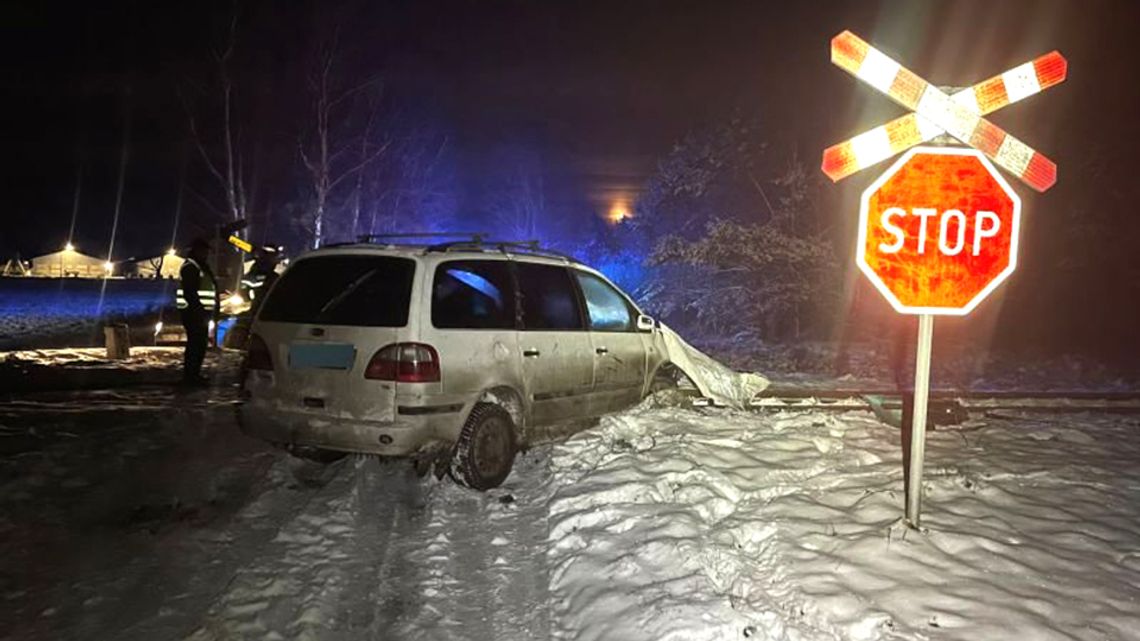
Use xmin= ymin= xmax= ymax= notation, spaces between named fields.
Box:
xmin=450 ymin=403 xmax=518 ymax=490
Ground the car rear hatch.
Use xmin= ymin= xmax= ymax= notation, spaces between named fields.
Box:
xmin=250 ymin=253 xmax=418 ymax=423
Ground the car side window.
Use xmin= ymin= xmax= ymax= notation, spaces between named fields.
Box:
xmin=517 ymin=263 xmax=584 ymax=331
xmin=574 ymin=271 xmax=635 ymax=332
xmin=432 ymin=260 xmax=516 ymax=329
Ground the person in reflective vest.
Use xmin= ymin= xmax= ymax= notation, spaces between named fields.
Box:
xmin=242 ymin=247 xmax=282 ymax=315
xmin=224 ymin=248 xmax=280 ymax=349
xmin=176 ymin=238 xmax=219 ymax=386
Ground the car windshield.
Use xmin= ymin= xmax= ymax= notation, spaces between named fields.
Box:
xmin=258 ymin=255 xmax=415 ymax=327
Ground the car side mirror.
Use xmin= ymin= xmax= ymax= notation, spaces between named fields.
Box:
xmin=636 ymin=314 xmax=656 ymax=332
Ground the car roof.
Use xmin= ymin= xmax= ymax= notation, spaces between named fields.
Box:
xmin=300 ymin=242 xmax=589 ymax=270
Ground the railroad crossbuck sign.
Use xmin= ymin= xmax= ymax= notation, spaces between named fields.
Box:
xmin=823 ymin=31 xmax=1066 ymax=528
xmin=822 ymin=31 xmax=1067 ymax=192
xmin=858 ymin=146 xmax=1020 ymax=315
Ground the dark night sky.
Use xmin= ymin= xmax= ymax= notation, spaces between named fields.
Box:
xmin=2 ymin=0 xmax=1139 ymax=266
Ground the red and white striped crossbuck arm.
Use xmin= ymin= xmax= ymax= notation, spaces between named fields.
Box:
xmin=822 ymin=51 xmax=1066 ymax=184
xmin=825 ymin=30 xmax=1062 ymax=192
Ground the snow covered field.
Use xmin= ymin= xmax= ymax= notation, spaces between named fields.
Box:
xmin=548 ymin=405 xmax=1140 ymax=640
xmin=0 ymin=347 xmax=202 ymax=395
xmin=3 ymin=375 xmax=1139 ymax=640
xmin=0 ymin=277 xmax=174 ymax=350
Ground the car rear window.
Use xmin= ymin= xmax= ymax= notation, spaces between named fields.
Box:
xmin=432 ymin=260 xmax=516 ymax=329
xmin=258 ymin=255 xmax=415 ymax=327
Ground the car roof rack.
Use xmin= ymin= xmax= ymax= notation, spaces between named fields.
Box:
xmin=425 ymin=238 xmax=579 ymax=263
xmin=328 ymin=232 xmax=579 ymax=263
xmin=355 ymin=232 xmax=488 ymax=244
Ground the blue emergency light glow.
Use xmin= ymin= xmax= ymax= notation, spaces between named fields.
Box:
xmin=446 ymin=269 xmax=503 ymax=306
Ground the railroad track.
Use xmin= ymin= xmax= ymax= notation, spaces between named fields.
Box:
xmin=750 ymin=388 xmax=1140 ymax=414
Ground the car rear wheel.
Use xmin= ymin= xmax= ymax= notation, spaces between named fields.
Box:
xmin=450 ymin=403 xmax=517 ymax=490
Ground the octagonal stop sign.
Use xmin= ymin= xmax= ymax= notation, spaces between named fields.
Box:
xmin=858 ymin=146 xmax=1021 ymax=315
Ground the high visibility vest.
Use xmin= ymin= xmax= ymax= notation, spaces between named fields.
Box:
xmin=241 ymin=275 xmax=263 ymax=300
xmin=176 ymin=259 xmax=218 ymax=310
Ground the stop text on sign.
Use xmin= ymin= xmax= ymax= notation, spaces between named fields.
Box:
xmin=858 ymin=146 xmax=1021 ymax=316
xmin=877 ymin=208 xmax=1001 ymax=257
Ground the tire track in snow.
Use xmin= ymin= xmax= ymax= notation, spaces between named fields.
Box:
xmin=376 ymin=449 xmax=554 ymax=640
xmin=184 ymin=457 xmax=415 ymax=640
xmin=184 ymin=451 xmax=554 ymax=641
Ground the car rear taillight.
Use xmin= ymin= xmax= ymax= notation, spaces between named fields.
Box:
xmin=364 ymin=343 xmax=440 ymax=383
xmin=246 ymin=334 xmax=273 ymax=371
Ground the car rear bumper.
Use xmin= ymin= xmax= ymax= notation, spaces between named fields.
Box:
xmin=236 ymin=399 xmax=467 ymax=456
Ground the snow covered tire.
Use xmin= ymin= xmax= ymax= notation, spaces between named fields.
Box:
xmin=450 ymin=403 xmax=518 ymax=491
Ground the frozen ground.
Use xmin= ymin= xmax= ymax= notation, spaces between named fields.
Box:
xmin=0 ymin=277 xmax=174 ymax=350
xmin=0 ymin=381 xmax=555 ymax=641
xmin=548 ymin=404 xmax=1140 ymax=640
xmin=2 ymin=363 xmax=1139 ymax=640
xmin=0 ymin=347 xmax=226 ymax=395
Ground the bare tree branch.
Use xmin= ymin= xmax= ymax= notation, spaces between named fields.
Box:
xmin=184 ymin=184 xmax=229 ymax=219
xmin=179 ymin=89 xmax=227 ymax=187
xmin=182 ymin=1 xmax=249 ymax=226
xmin=328 ymin=139 xmax=389 ymax=191
xmin=297 ymin=13 xmax=392 ymax=248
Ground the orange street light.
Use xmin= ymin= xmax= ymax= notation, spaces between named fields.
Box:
xmin=607 ymin=201 xmax=632 ymax=225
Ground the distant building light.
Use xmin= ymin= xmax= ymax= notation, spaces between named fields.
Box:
xmin=154 ymin=321 xmax=164 ymax=336
xmin=64 ymin=242 xmax=75 ymax=252
xmin=166 ymin=247 xmax=178 ymax=256
xmin=225 ymin=293 xmax=245 ymax=307
xmin=607 ymin=201 xmax=632 ymax=225
xmin=103 ymin=262 xmax=114 ymax=274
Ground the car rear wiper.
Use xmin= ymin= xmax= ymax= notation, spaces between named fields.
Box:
xmin=315 ymin=269 xmax=378 ymax=320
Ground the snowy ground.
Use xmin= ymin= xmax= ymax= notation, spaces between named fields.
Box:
xmin=0 ymin=277 xmax=174 ymax=350
xmin=0 ymin=381 xmax=555 ymax=641
xmin=548 ymin=404 xmax=1140 ymax=640
xmin=3 ymin=361 xmax=1139 ymax=640
xmin=0 ymin=347 xmax=216 ymax=395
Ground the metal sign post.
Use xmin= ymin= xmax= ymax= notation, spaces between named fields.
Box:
xmin=906 ymin=313 xmax=934 ymax=526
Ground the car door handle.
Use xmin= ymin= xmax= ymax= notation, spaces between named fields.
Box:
xmin=595 ymin=347 xmax=609 ymax=355
xmin=523 ymin=349 xmax=541 ymax=357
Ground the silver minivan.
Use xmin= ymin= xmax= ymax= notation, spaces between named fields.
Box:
xmin=237 ymin=239 xmax=671 ymax=489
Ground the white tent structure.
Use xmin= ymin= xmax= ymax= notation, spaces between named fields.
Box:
xmin=1 ymin=257 xmax=30 ymax=276
xmin=30 ymin=248 xmax=109 ymax=278
xmin=129 ymin=252 xmax=184 ymax=279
